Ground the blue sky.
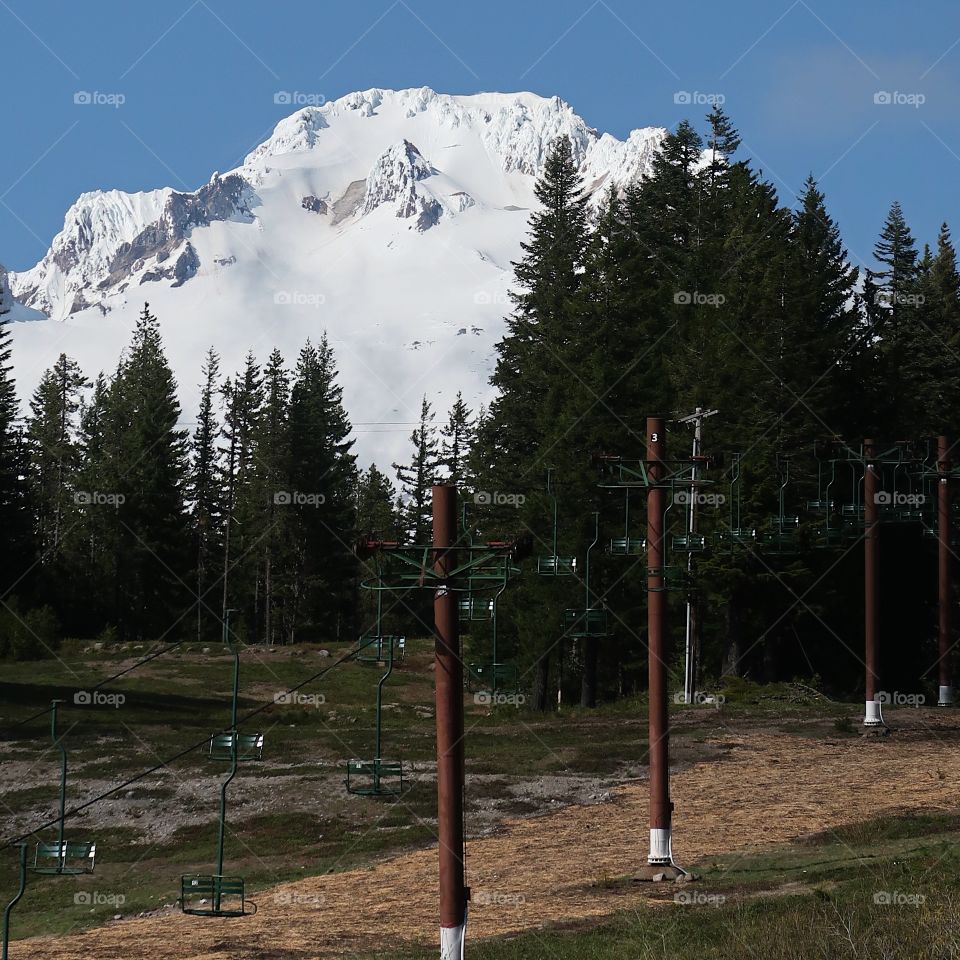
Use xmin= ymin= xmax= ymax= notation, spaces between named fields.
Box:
xmin=3 ymin=0 xmax=960 ymax=272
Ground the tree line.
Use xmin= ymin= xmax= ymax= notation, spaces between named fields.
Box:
xmin=0 ymin=302 xmax=475 ymax=656
xmin=465 ymin=108 xmax=960 ymax=708
xmin=3 ymin=107 xmax=956 ymax=707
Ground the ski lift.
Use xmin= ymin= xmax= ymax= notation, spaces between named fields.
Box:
xmin=538 ymin=470 xmax=578 ymax=575
xmin=563 ymin=514 xmax=611 ymax=637
xmin=180 ymin=611 xmax=261 ymax=918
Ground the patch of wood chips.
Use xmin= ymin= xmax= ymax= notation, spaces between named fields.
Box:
xmin=17 ymin=711 xmax=960 ymax=958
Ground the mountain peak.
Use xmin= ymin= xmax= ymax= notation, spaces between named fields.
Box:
xmin=7 ymin=87 xmax=665 ymax=465
xmin=361 ymin=139 xmax=440 ymax=225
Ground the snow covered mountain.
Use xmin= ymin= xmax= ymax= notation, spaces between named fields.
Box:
xmin=7 ymin=87 xmax=664 ymax=465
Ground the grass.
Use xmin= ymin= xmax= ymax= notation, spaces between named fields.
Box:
xmin=0 ymin=647 xmax=942 ymax=949
xmin=377 ymin=810 xmax=960 ymax=959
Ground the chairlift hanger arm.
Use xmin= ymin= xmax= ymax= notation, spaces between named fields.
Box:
xmin=674 ymin=408 xmax=719 ymax=425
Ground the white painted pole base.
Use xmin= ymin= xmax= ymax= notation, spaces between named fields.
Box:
xmin=863 ymin=699 xmax=882 ymax=726
xmin=440 ymin=923 xmax=465 ymax=960
xmin=939 ymin=685 xmax=954 ymax=707
xmin=648 ymin=827 xmax=672 ymax=865
xmin=636 ymin=825 xmax=692 ymax=881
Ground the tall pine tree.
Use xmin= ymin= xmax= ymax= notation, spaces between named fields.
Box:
xmin=286 ymin=335 xmax=357 ymax=641
xmin=188 ymin=348 xmax=225 ymax=641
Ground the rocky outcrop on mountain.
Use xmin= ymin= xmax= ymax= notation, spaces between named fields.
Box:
xmin=140 ymin=242 xmax=200 ymax=287
xmin=12 ymin=174 xmax=252 ymax=318
xmin=101 ymin=174 xmax=250 ymax=291
xmin=301 ymin=195 xmax=327 ymax=214
xmin=0 ymin=264 xmax=12 ymax=316
xmin=360 ymin=140 xmax=448 ymax=231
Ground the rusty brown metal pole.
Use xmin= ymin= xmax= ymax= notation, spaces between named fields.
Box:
xmin=863 ymin=439 xmax=883 ymax=726
xmin=938 ymin=436 xmax=954 ymax=706
xmin=637 ymin=416 xmax=683 ymax=879
xmin=433 ymin=484 xmax=468 ymax=957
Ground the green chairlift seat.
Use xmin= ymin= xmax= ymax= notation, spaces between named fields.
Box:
xmin=459 ymin=597 xmax=494 ymax=620
xmin=816 ymin=525 xmax=845 ymax=547
xmin=768 ymin=515 xmax=800 ymax=529
xmin=31 ymin=842 xmax=96 ymax=876
xmin=179 ymin=611 xmax=263 ymax=918
xmin=355 ymin=634 xmax=406 ymax=663
xmin=608 ymin=537 xmax=646 ymax=556
xmin=608 ymin=486 xmax=645 ymax=557
xmin=345 ymin=629 xmax=404 ymax=798
xmin=922 ymin=526 xmax=959 ymax=546
xmin=840 ymin=503 xmax=865 ymax=540
xmin=537 ymin=555 xmax=577 ymax=575
xmin=345 ymin=758 xmax=405 ymax=797
xmin=644 ymin=566 xmax=688 ymax=592
xmin=466 ymin=661 xmax=519 ymax=694
xmin=538 ymin=468 xmax=578 ymax=575
xmin=806 ymin=500 xmax=834 ymax=512
xmin=881 ymin=507 xmax=924 ymax=523
xmin=714 ymin=528 xmax=756 ymax=550
xmin=180 ymin=874 xmax=248 ymax=917
xmin=563 ymin=607 xmax=609 ymax=638
xmin=757 ymin=514 xmax=800 ymax=552
xmin=671 ymin=534 xmax=707 ymax=552
xmin=208 ymin=733 xmax=264 ymax=762
xmin=26 ymin=703 xmax=99 ymax=883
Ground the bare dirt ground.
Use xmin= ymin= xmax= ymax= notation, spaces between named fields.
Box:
xmin=17 ymin=710 xmax=960 ymax=959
